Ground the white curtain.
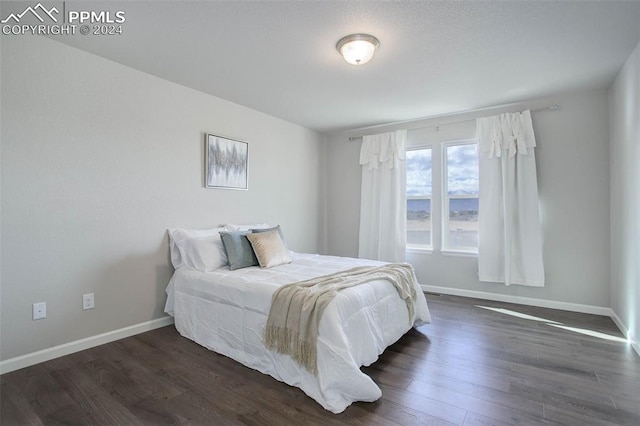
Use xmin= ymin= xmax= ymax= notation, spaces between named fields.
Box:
xmin=477 ymin=110 xmax=544 ymax=286
xmin=358 ymin=130 xmax=407 ymax=262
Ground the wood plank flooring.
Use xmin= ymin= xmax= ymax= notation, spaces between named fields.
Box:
xmin=2 ymin=294 xmax=639 ymax=425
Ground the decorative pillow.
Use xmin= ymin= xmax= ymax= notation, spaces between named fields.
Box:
xmin=251 ymin=225 xmax=288 ymax=250
xmin=219 ymin=231 xmax=259 ymax=270
xmin=167 ymin=227 xmax=226 ymax=269
xmin=246 ymin=230 xmax=292 ymax=268
xmin=225 ymin=223 xmax=270 ymax=232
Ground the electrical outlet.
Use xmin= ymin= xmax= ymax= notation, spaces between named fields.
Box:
xmin=83 ymin=293 xmax=94 ymax=310
xmin=33 ymin=302 xmax=46 ymax=320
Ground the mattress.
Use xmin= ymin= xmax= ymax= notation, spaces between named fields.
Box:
xmin=165 ymin=252 xmax=431 ymax=413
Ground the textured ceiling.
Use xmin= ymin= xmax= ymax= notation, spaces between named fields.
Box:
xmin=48 ymin=1 xmax=640 ymax=133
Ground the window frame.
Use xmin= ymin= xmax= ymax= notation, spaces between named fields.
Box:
xmin=441 ymin=139 xmax=479 ymax=254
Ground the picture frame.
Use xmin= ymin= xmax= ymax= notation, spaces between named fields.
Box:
xmin=205 ymin=133 xmax=248 ymax=190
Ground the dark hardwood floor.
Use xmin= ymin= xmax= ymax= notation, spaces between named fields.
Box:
xmin=2 ymin=294 xmax=639 ymax=425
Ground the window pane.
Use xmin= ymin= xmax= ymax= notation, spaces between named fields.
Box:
xmin=447 ymin=197 xmax=478 ymax=249
xmin=446 ymin=144 xmax=478 ymax=195
xmin=406 ymin=148 xmax=432 ymax=196
xmin=406 ymin=147 xmax=432 ymax=247
xmin=445 ymin=143 xmax=479 ymax=251
xmin=407 ymin=198 xmax=431 ymax=246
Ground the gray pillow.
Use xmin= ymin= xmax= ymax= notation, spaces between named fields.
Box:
xmin=219 ymin=231 xmax=259 ymax=270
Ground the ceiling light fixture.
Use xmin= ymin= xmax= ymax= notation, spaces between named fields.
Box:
xmin=336 ymin=34 xmax=380 ymax=65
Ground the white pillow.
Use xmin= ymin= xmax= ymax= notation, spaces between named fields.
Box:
xmin=181 ymin=236 xmax=228 ymax=271
xmin=167 ymin=227 xmax=226 ymax=269
xmin=225 ymin=223 xmax=270 ymax=232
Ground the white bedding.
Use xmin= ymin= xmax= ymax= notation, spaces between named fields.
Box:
xmin=164 ymin=253 xmax=431 ymax=413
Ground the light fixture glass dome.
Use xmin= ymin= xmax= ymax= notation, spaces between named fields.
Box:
xmin=336 ymin=34 xmax=380 ymax=65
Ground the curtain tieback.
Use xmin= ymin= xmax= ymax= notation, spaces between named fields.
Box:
xmin=488 ymin=129 xmax=502 ymax=159
xmin=513 ymin=118 xmax=529 ymax=156
xmin=516 ymin=135 xmax=529 ymax=156
xmin=504 ymin=136 xmax=530 ymax=158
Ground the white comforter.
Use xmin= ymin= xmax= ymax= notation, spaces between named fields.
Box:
xmin=164 ymin=253 xmax=431 ymax=413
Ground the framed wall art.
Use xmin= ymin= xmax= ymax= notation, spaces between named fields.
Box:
xmin=205 ymin=133 xmax=248 ymax=190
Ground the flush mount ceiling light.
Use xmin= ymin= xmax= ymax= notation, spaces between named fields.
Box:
xmin=336 ymin=34 xmax=380 ymax=65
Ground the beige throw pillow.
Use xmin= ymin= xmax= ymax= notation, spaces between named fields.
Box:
xmin=246 ymin=230 xmax=291 ymax=268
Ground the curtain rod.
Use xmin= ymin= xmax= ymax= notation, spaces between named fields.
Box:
xmin=347 ymin=104 xmax=558 ymax=141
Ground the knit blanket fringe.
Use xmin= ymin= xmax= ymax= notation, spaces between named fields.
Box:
xmin=264 ymin=325 xmax=318 ymax=374
xmin=263 ymin=263 xmax=418 ymax=375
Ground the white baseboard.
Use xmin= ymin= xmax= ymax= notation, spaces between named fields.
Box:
xmin=3 ymin=291 xmax=637 ymax=375
xmin=421 ymin=284 xmax=611 ymax=316
xmin=610 ymin=310 xmax=640 ymax=358
xmin=0 ymin=316 xmax=174 ymax=375
xmin=422 ymin=284 xmax=639 ymax=358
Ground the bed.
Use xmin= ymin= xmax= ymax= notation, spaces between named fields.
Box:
xmin=164 ymin=225 xmax=431 ymax=413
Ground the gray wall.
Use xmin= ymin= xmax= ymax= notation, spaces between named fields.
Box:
xmin=1 ymin=35 xmax=325 ymax=361
xmin=609 ymin=40 xmax=640 ymax=347
xmin=326 ymin=89 xmax=611 ymax=308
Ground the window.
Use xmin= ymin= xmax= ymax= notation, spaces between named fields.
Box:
xmin=406 ymin=139 xmax=479 ymax=253
xmin=406 ymin=147 xmax=432 ymax=249
xmin=443 ymin=142 xmax=479 ymax=252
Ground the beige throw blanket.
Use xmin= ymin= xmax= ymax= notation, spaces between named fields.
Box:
xmin=264 ymin=263 xmax=419 ymax=375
